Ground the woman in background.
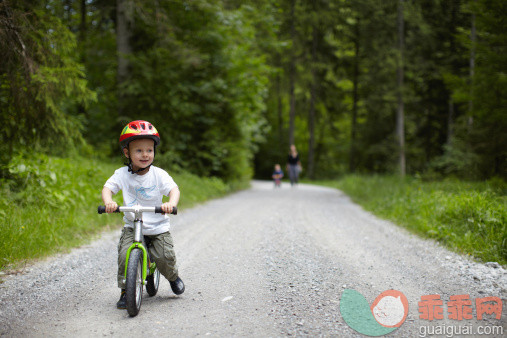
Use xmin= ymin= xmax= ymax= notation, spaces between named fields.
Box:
xmin=286 ymin=144 xmax=302 ymax=186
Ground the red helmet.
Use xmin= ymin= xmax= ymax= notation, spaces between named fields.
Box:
xmin=119 ymin=120 xmax=160 ymax=149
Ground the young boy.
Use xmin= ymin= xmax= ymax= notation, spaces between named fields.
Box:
xmin=101 ymin=120 xmax=184 ymax=309
xmin=272 ymin=164 xmax=284 ymax=188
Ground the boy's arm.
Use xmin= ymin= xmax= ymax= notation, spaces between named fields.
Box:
xmin=162 ymin=186 xmax=180 ymax=214
xmin=101 ymin=186 xmax=118 ymax=213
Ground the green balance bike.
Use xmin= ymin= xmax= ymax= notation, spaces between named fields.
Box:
xmin=98 ymin=204 xmax=177 ymax=317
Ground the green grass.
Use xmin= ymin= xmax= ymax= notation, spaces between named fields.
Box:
xmin=0 ymin=154 xmax=234 ymax=271
xmin=315 ymin=175 xmax=507 ymax=265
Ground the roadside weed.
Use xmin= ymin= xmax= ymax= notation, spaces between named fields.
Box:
xmin=317 ymin=176 xmax=506 ymax=265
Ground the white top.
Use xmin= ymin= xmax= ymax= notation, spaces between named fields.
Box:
xmin=104 ymin=166 xmax=178 ymax=235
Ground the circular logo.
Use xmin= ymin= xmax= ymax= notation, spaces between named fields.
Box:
xmin=371 ymin=290 xmax=409 ymax=328
xmin=340 ymin=289 xmax=409 ymax=336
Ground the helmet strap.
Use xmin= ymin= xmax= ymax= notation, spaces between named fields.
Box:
xmin=126 ymin=158 xmax=152 ymax=175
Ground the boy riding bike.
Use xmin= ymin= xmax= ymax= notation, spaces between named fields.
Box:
xmin=101 ymin=120 xmax=185 ymax=309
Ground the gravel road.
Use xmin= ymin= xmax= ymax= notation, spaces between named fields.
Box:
xmin=1 ymin=181 xmax=505 ymax=337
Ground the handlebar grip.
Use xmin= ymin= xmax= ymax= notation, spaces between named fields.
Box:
xmin=97 ymin=206 xmax=120 ymax=214
xmin=154 ymin=206 xmax=178 ymax=215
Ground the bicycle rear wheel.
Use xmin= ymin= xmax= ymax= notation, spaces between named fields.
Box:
xmin=146 ymin=267 xmax=160 ymax=297
xmin=125 ymin=248 xmax=143 ymax=317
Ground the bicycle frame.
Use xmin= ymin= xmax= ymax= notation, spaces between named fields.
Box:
xmin=120 ymin=205 xmax=159 ymax=286
xmin=98 ymin=203 xmax=176 ymax=316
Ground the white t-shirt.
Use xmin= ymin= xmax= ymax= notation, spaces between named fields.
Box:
xmin=104 ymin=166 xmax=178 ymax=235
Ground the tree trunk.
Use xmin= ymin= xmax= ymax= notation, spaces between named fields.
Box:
xmin=277 ymin=73 xmax=284 ymax=147
xmin=79 ymin=0 xmax=86 ymax=45
xmin=396 ymin=0 xmax=406 ymax=176
xmin=288 ymin=0 xmax=296 ymax=147
xmin=276 ymin=52 xmax=284 ymax=149
xmin=116 ymin=0 xmax=133 ymax=117
xmin=468 ymin=8 xmax=476 ymax=128
xmin=349 ymin=18 xmax=360 ymax=173
xmin=447 ymin=97 xmax=454 ymax=144
xmin=446 ymin=0 xmax=456 ymax=145
xmin=78 ymin=0 xmax=87 ymax=117
xmin=307 ymin=26 xmax=317 ymax=179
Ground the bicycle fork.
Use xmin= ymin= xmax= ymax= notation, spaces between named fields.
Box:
xmin=123 ymin=215 xmax=156 ymax=285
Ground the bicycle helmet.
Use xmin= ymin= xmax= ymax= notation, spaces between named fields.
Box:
xmin=119 ymin=120 xmax=160 ymax=174
xmin=119 ymin=120 xmax=160 ymax=149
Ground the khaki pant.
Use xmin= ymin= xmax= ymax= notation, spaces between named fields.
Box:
xmin=117 ymin=227 xmax=178 ymax=289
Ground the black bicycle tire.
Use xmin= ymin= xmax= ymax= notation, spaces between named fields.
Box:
xmin=146 ymin=268 xmax=160 ymax=297
xmin=125 ymin=248 xmax=143 ymax=317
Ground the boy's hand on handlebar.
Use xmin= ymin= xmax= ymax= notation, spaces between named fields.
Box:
xmin=105 ymin=201 xmax=118 ymax=213
xmin=161 ymin=202 xmax=176 ymax=215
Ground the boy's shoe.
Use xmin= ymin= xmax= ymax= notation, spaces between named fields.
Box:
xmin=170 ymin=277 xmax=185 ymax=295
xmin=116 ymin=289 xmax=126 ymax=309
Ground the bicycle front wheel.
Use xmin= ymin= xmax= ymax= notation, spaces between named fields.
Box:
xmin=125 ymin=248 xmax=143 ymax=317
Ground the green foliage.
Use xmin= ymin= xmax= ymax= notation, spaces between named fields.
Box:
xmin=107 ymin=0 xmax=272 ymax=185
xmin=173 ymin=171 xmax=232 ymax=207
xmin=429 ymin=135 xmax=481 ymax=179
xmin=3 ymin=0 xmax=504 ymax=183
xmin=0 ymin=2 xmax=96 ymax=166
xmin=256 ymin=0 xmax=505 ymax=180
xmin=438 ymin=0 xmax=507 ymax=179
xmin=0 ymin=153 xmax=116 ymax=269
xmin=317 ymin=175 xmax=507 ymax=265
xmin=0 ymin=154 xmax=233 ymax=271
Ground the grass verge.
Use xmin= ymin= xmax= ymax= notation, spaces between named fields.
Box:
xmin=315 ymin=175 xmax=506 ymax=265
xmin=0 ymin=154 xmax=234 ymax=272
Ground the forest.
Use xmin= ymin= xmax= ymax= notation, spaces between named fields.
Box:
xmin=0 ymin=0 xmax=505 ymax=184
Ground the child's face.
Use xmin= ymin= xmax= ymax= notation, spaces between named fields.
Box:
xmin=275 ymin=164 xmax=281 ymax=171
xmin=124 ymin=138 xmax=155 ymax=173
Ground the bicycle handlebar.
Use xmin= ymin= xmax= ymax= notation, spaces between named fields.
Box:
xmin=97 ymin=205 xmax=177 ymax=215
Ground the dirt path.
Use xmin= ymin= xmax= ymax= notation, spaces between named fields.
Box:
xmin=1 ymin=181 xmax=505 ymax=337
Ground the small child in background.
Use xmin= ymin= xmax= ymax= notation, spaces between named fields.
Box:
xmin=272 ymin=164 xmax=284 ymax=188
